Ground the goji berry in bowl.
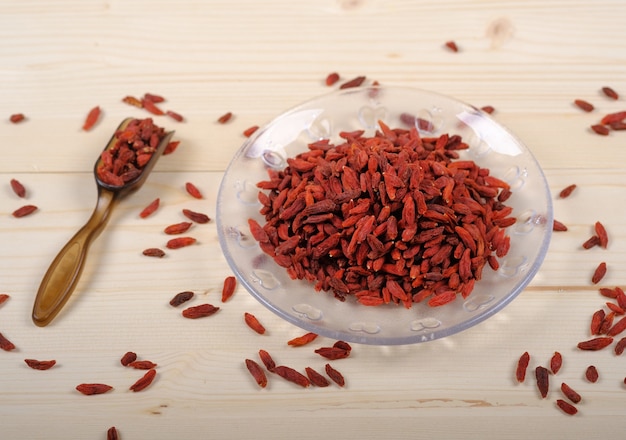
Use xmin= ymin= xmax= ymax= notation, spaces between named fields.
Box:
xmin=217 ymin=86 xmax=553 ymax=345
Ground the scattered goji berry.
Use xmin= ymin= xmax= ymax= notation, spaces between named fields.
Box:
xmin=181 ymin=303 xmax=220 ymax=319
xmin=12 ymin=204 xmax=38 ymax=218
xmin=244 ymin=312 xmax=266 ymax=334
xmin=139 ymin=198 xmax=160 ymax=218
xmin=142 ymin=248 xmax=165 ymax=258
xmin=129 ymin=369 xmax=157 ymax=392
xmin=245 ymin=359 xmax=268 ymax=388
xmin=166 ymin=237 xmax=197 ymax=249
xmin=24 ymin=359 xmax=56 ymax=370
xmin=10 ymin=179 xmax=26 ymax=198
xmin=169 ymin=291 xmax=194 ymax=307
xmin=82 ymin=106 xmax=101 ymax=131
xmin=185 ymin=182 xmax=203 ymax=199
xmin=76 ymin=383 xmax=113 ymax=395
xmin=182 ymin=209 xmax=210 ymax=224
xmin=221 ymin=276 xmax=237 ymax=302
xmin=325 ymin=363 xmax=345 ymax=387
xmin=287 ymin=332 xmax=318 ymax=347
xmin=120 ymin=351 xmax=137 ymax=366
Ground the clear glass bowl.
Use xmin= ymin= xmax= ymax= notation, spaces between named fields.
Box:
xmin=216 ymin=86 xmax=552 ymax=345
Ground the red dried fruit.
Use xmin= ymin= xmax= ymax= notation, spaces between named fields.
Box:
xmin=577 ymin=336 xmax=613 ymax=351
xmin=591 ymin=262 xmax=607 ymax=284
xmin=591 ymin=309 xmax=606 ymax=335
xmin=12 ymin=204 xmax=38 ymax=218
xmin=0 ymin=332 xmax=16 ymax=351
xmin=76 ymin=383 xmax=113 ymax=395
xmin=556 ymin=399 xmax=578 ymax=415
xmin=305 ymin=367 xmax=330 ymax=387
xmin=585 ymin=365 xmax=599 ymax=383
xmin=607 ymin=316 xmax=626 ymax=337
xmin=185 ymin=182 xmax=203 ymax=199
xmin=139 ymin=198 xmax=160 ymax=218
xmin=516 ymin=352 xmax=530 ymax=383
xmin=142 ymin=248 xmax=165 ymax=258
xmin=182 ymin=303 xmax=219 ymax=319
xmin=244 ymin=312 xmax=266 ymax=335
xmin=169 ymin=291 xmax=194 ymax=307
xmin=333 ymin=340 xmax=352 ymax=352
xmin=535 ymin=366 xmax=549 ymax=398
xmin=243 ymin=125 xmax=259 ymax=137
xmin=164 ymin=222 xmax=193 ymax=235
xmin=120 ymin=351 xmax=137 ymax=366
xmin=250 ymin=123 xmax=514 ymax=309
xmin=245 ymin=359 xmax=268 ymax=388
xmin=0 ymin=294 xmax=9 ymax=306
xmin=9 ymin=113 xmax=25 ymax=123
xmin=480 ymin=105 xmax=495 ymax=114
xmin=142 ymin=98 xmax=164 ymax=116
xmin=10 ymin=179 xmax=26 ymax=198
xmin=574 ymin=99 xmax=594 ymax=112
xmin=217 ymin=112 xmax=233 ymax=124
xmin=550 ymin=352 xmax=563 ymax=375
xmin=272 ymin=365 xmax=310 ymax=387
xmin=614 ymin=337 xmax=626 ymax=355
xmin=444 ymin=40 xmax=459 ymax=52
xmin=325 ymin=72 xmax=340 ymax=86
xmin=606 ymin=301 xmax=625 ymax=315
xmin=325 ymin=363 xmax=345 ymax=387
xmin=165 ymin=110 xmax=184 ymax=122
xmin=552 ymin=220 xmax=568 ymax=232
xmin=144 ymin=93 xmax=165 ymax=103
xmin=163 ymin=140 xmax=180 ymax=155
xmin=591 ymin=124 xmax=610 ymax=135
xmin=182 ymin=209 xmax=210 ymax=224
xmin=287 ymin=332 xmax=318 ymax=347
xmin=129 ymin=369 xmax=157 ymax=392
xmin=602 ymin=86 xmax=619 ymax=100
xmin=82 ymin=106 xmax=101 ymax=131
xmin=582 ymin=235 xmax=600 ymax=249
xmin=107 ymin=426 xmax=119 ymax=440
xmin=24 ymin=359 xmax=56 ymax=370
xmin=559 ymin=184 xmax=577 ymax=198
xmin=560 ymin=382 xmax=581 ymax=404
xmin=122 ymin=96 xmax=143 ymax=108
xmin=595 ymin=221 xmax=608 ymax=248
xmin=166 ymin=237 xmax=197 ymax=249
xmin=128 ymin=360 xmax=157 ymax=370
xmin=258 ymin=349 xmax=276 ymax=371
xmin=314 ymin=346 xmax=350 ymax=360
xmin=221 ymin=276 xmax=237 ymax=302
xmin=600 ymin=111 xmax=626 ymax=125
xmin=339 ymin=76 xmax=366 ymax=89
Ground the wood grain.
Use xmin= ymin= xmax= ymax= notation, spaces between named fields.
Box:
xmin=1 ymin=1 xmax=626 ymax=439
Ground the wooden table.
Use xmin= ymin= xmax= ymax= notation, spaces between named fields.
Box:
xmin=2 ymin=1 xmax=625 ymax=438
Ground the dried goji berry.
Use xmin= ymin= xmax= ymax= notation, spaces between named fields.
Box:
xmin=591 ymin=262 xmax=607 ymax=284
xmin=142 ymin=99 xmax=164 ymax=116
xmin=9 ymin=113 xmax=25 ymax=123
xmin=163 ymin=140 xmax=180 ymax=155
xmin=139 ymin=198 xmax=160 ymax=218
xmin=325 ymin=363 xmax=345 ymax=387
xmin=182 ymin=208 xmax=210 ymax=224
xmin=272 ymin=365 xmax=310 ymax=387
xmin=120 ymin=351 xmax=137 ymax=366
xmin=164 ymin=222 xmax=193 ymax=235
xmin=24 ymin=359 xmax=56 ymax=370
xmin=185 ymin=182 xmax=203 ymax=199
xmin=339 ymin=76 xmax=366 ymax=89
xmin=169 ymin=291 xmax=194 ymax=307
xmin=559 ymin=184 xmax=577 ymax=198
xmin=535 ymin=366 xmax=550 ymax=398
xmin=258 ymin=349 xmax=276 ymax=371
xmin=585 ymin=365 xmax=599 ymax=383
xmin=305 ymin=367 xmax=330 ymax=387
xmin=614 ymin=337 xmax=626 ymax=355
xmin=244 ymin=312 xmax=266 ymax=335
xmin=12 ymin=204 xmax=38 ymax=218
xmin=10 ymin=179 xmax=26 ymax=198
xmin=444 ymin=40 xmax=459 ymax=52
xmin=591 ymin=124 xmax=610 ymax=136
xmin=82 ymin=106 xmax=101 ymax=131
xmin=165 ymin=110 xmax=184 ymax=122
xmin=243 ymin=125 xmax=259 ymax=137
xmin=182 ymin=303 xmax=219 ymax=319
xmin=600 ymin=111 xmax=626 ymax=125
xmin=166 ymin=237 xmax=197 ymax=249
xmin=516 ymin=352 xmax=530 ymax=383
xmin=245 ymin=359 xmax=268 ymax=388
xmin=287 ymin=332 xmax=318 ymax=347
xmin=221 ymin=276 xmax=237 ymax=302
xmin=129 ymin=369 xmax=156 ymax=392
xmin=574 ymin=99 xmax=594 ymax=112
xmin=0 ymin=294 xmax=9 ymax=306
xmin=577 ymin=336 xmax=613 ymax=351
xmin=595 ymin=221 xmax=608 ymax=248
xmin=602 ymin=86 xmax=619 ymax=100
xmin=607 ymin=316 xmax=626 ymax=337
xmin=217 ymin=112 xmax=233 ymax=124
xmin=122 ymin=96 xmax=143 ymax=108
xmin=0 ymin=332 xmax=16 ymax=351
xmin=560 ymin=382 xmax=581 ymax=404
xmin=314 ymin=346 xmax=350 ymax=360
xmin=107 ymin=426 xmax=119 ymax=440
xmin=550 ymin=352 xmax=563 ymax=375
xmin=552 ymin=220 xmax=568 ymax=232
xmin=325 ymin=72 xmax=340 ymax=86
xmin=142 ymin=248 xmax=165 ymax=258
xmin=556 ymin=399 xmax=578 ymax=415
xmin=76 ymin=383 xmax=113 ymax=395
xmin=128 ymin=360 xmax=157 ymax=370
xmin=144 ymin=93 xmax=165 ymax=103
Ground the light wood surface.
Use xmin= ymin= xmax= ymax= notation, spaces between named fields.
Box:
xmin=2 ymin=1 xmax=626 ymax=439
